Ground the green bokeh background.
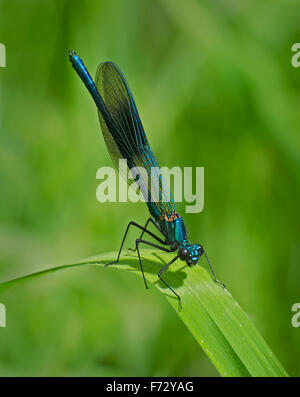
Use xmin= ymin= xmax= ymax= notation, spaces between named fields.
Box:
xmin=0 ymin=0 xmax=300 ymax=376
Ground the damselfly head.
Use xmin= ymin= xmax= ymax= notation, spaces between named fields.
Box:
xmin=178 ymin=243 xmax=204 ymax=266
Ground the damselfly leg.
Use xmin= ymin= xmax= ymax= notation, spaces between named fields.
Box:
xmin=203 ymin=250 xmax=226 ymax=288
xmin=134 ymin=239 xmax=177 ymax=292
xmin=134 ymin=240 xmax=182 ymax=308
xmin=157 ymin=255 xmax=181 ymax=308
xmin=128 ymin=217 xmax=163 ymax=252
xmin=105 ymin=221 xmax=165 ymax=268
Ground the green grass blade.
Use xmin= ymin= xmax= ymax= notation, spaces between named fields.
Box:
xmin=0 ymin=249 xmax=288 ymax=377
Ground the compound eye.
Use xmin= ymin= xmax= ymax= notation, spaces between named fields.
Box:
xmin=197 ymin=244 xmax=204 ymax=256
xmin=178 ymin=247 xmax=188 ymax=260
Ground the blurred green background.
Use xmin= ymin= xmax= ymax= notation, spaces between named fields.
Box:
xmin=0 ymin=0 xmax=300 ymax=376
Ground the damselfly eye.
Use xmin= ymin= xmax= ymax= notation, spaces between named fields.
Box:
xmin=199 ymin=245 xmax=204 ymax=256
xmin=178 ymin=247 xmax=188 ymax=260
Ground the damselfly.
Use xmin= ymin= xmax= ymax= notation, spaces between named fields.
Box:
xmin=68 ymin=51 xmax=225 ymax=308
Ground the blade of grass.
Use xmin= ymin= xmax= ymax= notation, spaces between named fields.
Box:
xmin=0 ymin=249 xmax=288 ymax=377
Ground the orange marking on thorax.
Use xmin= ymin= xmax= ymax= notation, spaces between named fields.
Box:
xmin=160 ymin=212 xmax=180 ymax=222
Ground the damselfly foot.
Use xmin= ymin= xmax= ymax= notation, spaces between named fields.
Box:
xmin=105 ymin=261 xmax=117 ymax=267
xmin=215 ymin=279 xmax=226 ymax=289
